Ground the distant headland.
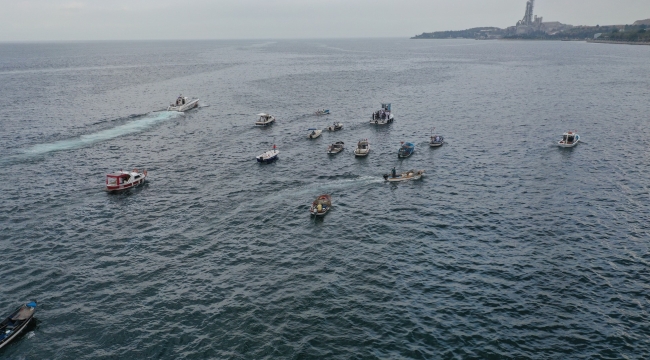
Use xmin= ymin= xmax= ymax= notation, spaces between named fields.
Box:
xmin=412 ymin=0 xmax=650 ymax=44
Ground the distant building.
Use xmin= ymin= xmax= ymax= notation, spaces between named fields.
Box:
xmin=594 ymin=33 xmax=603 ymax=39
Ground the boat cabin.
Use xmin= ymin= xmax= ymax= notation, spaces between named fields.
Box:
xmin=561 ymin=132 xmax=577 ymax=144
xmin=106 ymin=171 xmax=142 ymax=187
xmin=175 ymin=95 xmax=187 ymax=106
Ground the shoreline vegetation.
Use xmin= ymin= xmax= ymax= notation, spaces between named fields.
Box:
xmin=412 ymin=20 xmax=650 ymax=45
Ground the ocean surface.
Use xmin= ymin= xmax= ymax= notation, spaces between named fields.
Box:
xmin=1 ymin=39 xmax=649 ymax=359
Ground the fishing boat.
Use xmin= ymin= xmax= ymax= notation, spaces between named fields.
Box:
xmin=354 ymin=139 xmax=370 ymax=157
xmin=315 ymin=109 xmax=330 ymax=116
xmin=310 ymin=194 xmax=332 ymax=216
xmin=430 ymin=128 xmax=444 ymax=147
xmin=327 ymin=141 xmax=345 ymax=154
xmin=308 ymin=128 xmax=322 ymax=139
xmin=167 ymin=94 xmax=199 ymax=112
xmin=255 ymin=113 xmax=275 ymax=126
xmin=558 ymin=131 xmax=580 ymax=148
xmin=398 ymin=142 xmax=415 ymax=158
xmin=327 ymin=122 xmax=343 ymax=131
xmin=256 ymin=145 xmax=279 ymax=163
xmin=383 ymin=168 xmax=425 ymax=182
xmin=105 ymin=169 xmax=147 ymax=192
xmin=370 ymin=103 xmax=394 ymax=125
xmin=0 ymin=301 xmax=37 ymax=350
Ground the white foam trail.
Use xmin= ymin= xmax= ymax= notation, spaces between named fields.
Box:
xmin=23 ymin=111 xmax=182 ymax=155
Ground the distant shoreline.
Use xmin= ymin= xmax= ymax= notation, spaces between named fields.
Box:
xmin=411 ymin=37 xmax=650 ymax=46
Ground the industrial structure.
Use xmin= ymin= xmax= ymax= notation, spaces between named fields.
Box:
xmin=515 ymin=0 xmax=544 ymax=34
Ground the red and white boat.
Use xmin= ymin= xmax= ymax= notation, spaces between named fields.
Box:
xmin=105 ymin=169 xmax=147 ymax=192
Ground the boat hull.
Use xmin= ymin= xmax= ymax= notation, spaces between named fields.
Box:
xmin=256 ymin=155 xmax=278 ymax=163
xmin=429 ymin=143 xmax=443 ymax=147
xmin=308 ymin=130 xmax=322 ymax=139
xmin=0 ymin=303 xmax=36 ymax=350
xmin=255 ymin=120 xmax=275 ymax=126
xmin=558 ymin=135 xmax=580 ymax=147
xmin=354 ymin=151 xmax=369 ymax=157
xmin=106 ymin=174 xmax=147 ymax=192
xmin=383 ymin=170 xmax=425 ymax=182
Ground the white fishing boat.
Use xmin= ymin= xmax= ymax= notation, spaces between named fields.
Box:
xmin=327 ymin=141 xmax=345 ymax=154
xmin=558 ymin=131 xmax=580 ymax=148
xmin=256 ymin=145 xmax=279 ymax=163
xmin=167 ymin=94 xmax=199 ymax=112
xmin=370 ymin=103 xmax=394 ymax=125
xmin=105 ymin=169 xmax=147 ymax=192
xmin=315 ymin=109 xmax=330 ymax=116
xmin=430 ymin=128 xmax=444 ymax=147
xmin=354 ymin=139 xmax=370 ymax=157
xmin=327 ymin=122 xmax=343 ymax=131
xmin=255 ymin=113 xmax=275 ymax=126
xmin=308 ymin=128 xmax=322 ymax=139
xmin=383 ymin=168 xmax=425 ymax=182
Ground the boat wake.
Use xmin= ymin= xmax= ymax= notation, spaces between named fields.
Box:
xmin=25 ymin=111 xmax=182 ymax=155
xmin=3 ymin=111 xmax=183 ymax=165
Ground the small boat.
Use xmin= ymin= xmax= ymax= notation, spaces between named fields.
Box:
xmin=256 ymin=145 xmax=279 ymax=163
xmin=0 ymin=301 xmax=37 ymax=350
xmin=167 ymin=94 xmax=199 ymax=112
xmin=327 ymin=141 xmax=345 ymax=154
xmin=105 ymin=169 xmax=147 ymax=192
xmin=430 ymin=128 xmax=444 ymax=147
xmin=370 ymin=103 xmax=394 ymax=125
xmin=398 ymin=142 xmax=415 ymax=158
xmin=327 ymin=122 xmax=343 ymax=131
xmin=558 ymin=131 xmax=580 ymax=148
xmin=310 ymin=194 xmax=332 ymax=216
xmin=308 ymin=128 xmax=322 ymax=139
xmin=255 ymin=113 xmax=275 ymax=126
xmin=383 ymin=168 xmax=425 ymax=182
xmin=354 ymin=139 xmax=370 ymax=157
xmin=315 ymin=109 xmax=330 ymax=116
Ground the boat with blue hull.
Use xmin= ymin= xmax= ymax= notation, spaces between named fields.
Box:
xmin=256 ymin=145 xmax=279 ymax=163
xmin=398 ymin=142 xmax=415 ymax=158
xmin=0 ymin=301 xmax=37 ymax=350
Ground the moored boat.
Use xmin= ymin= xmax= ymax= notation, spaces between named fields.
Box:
xmin=327 ymin=141 xmax=345 ymax=154
xmin=430 ymin=128 xmax=444 ymax=147
xmin=370 ymin=103 xmax=394 ymax=125
xmin=310 ymin=194 xmax=332 ymax=216
xmin=327 ymin=122 xmax=343 ymax=131
xmin=256 ymin=145 xmax=279 ymax=163
xmin=315 ymin=109 xmax=330 ymax=116
xmin=558 ymin=131 xmax=580 ymax=147
xmin=0 ymin=301 xmax=37 ymax=350
xmin=105 ymin=169 xmax=147 ymax=192
xmin=383 ymin=168 xmax=425 ymax=182
xmin=167 ymin=94 xmax=199 ymax=112
xmin=308 ymin=128 xmax=322 ymax=139
xmin=255 ymin=113 xmax=275 ymax=126
xmin=354 ymin=139 xmax=370 ymax=157
xmin=398 ymin=142 xmax=415 ymax=158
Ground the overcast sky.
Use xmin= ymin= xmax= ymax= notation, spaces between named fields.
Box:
xmin=1 ymin=0 xmax=648 ymax=41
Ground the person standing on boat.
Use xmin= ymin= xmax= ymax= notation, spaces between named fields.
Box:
xmin=391 ymin=167 xmax=396 ymax=178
